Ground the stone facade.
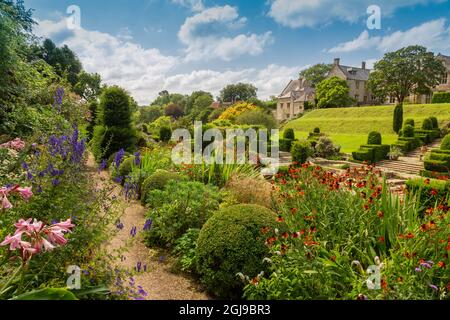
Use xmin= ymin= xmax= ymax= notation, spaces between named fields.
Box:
xmin=328 ymin=58 xmax=376 ymax=105
xmin=276 ymin=78 xmax=315 ymax=122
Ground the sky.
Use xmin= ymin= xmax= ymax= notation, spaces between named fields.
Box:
xmin=25 ymin=0 xmax=450 ymax=105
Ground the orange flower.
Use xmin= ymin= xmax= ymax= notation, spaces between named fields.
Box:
xmin=378 ymin=236 xmax=385 ymax=243
xmin=424 ymin=179 xmax=430 ymax=185
xmin=276 ymin=216 xmax=284 ymax=223
xmin=438 ymin=261 xmax=446 ymax=268
xmin=281 ymin=232 xmax=289 ymax=239
xmin=377 ymin=211 xmax=384 ymax=218
xmin=290 ymin=208 xmax=298 ymax=214
xmin=425 ymin=208 xmax=434 ymax=216
xmin=430 ymin=189 xmax=439 ymax=196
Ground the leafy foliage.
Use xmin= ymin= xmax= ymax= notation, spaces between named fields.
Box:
xmin=316 ymin=76 xmax=354 ymax=108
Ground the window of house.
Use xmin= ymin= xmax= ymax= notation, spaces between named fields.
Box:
xmin=356 ymin=81 xmax=360 ymax=89
xmin=364 ymin=96 xmax=367 ymax=103
xmin=287 ymin=103 xmax=291 ymax=109
xmin=355 ymin=95 xmax=359 ymax=100
xmin=280 ymin=103 xmax=284 ymax=109
xmin=443 ymin=73 xmax=448 ymax=84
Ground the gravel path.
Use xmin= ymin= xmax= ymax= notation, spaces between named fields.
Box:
xmin=86 ymin=153 xmax=209 ymax=300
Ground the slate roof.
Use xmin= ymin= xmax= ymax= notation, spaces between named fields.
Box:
xmin=278 ymin=78 xmax=315 ymax=102
xmin=336 ymin=65 xmax=371 ymax=81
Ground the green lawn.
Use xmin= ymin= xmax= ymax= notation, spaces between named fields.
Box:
xmin=283 ymin=103 xmax=450 ymax=153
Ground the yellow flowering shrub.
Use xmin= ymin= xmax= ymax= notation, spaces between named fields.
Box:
xmin=218 ymin=102 xmax=258 ymax=122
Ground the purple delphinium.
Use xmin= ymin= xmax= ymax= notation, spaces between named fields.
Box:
xmin=415 ymin=267 xmax=422 ymax=272
xmin=134 ymin=151 xmax=141 ymax=166
xmin=143 ymin=219 xmax=152 ymax=231
xmin=52 ymin=179 xmax=60 ymax=186
xmin=130 ymin=226 xmax=137 ymax=237
xmin=116 ymin=222 xmax=124 ymax=230
xmin=98 ymin=159 xmax=107 ymax=172
xmin=113 ymin=176 xmax=124 ymax=184
xmin=54 ymin=87 xmax=65 ymax=112
xmin=114 ymin=149 xmax=125 ymax=168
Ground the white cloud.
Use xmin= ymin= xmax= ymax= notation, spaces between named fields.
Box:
xmin=328 ymin=19 xmax=450 ymax=53
xmin=34 ymin=18 xmax=293 ymax=104
xmin=268 ymin=0 xmax=444 ymax=28
xmin=35 ymin=18 xmax=178 ymax=104
xmin=179 ymin=5 xmax=274 ymax=61
xmin=171 ymin=0 xmax=205 ymax=12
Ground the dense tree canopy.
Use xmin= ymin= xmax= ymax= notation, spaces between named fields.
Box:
xmin=299 ymin=63 xmax=333 ymax=87
xmin=219 ymin=83 xmax=257 ymax=103
xmin=37 ymin=39 xmax=83 ymax=86
xmin=367 ymin=45 xmax=446 ymax=103
xmin=316 ymin=76 xmax=354 ymax=108
xmin=74 ymin=71 xmax=102 ymax=101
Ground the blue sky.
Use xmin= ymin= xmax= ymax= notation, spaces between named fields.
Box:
xmin=26 ymin=0 xmax=450 ymax=104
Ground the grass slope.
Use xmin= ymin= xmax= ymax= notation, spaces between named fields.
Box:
xmin=284 ymin=103 xmax=450 ymax=153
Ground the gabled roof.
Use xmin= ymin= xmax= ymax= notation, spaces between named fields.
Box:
xmin=336 ymin=65 xmax=371 ymax=81
xmin=279 ymin=78 xmax=314 ymax=101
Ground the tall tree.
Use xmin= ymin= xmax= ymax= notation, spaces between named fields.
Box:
xmin=367 ymin=45 xmax=446 ymax=103
xmin=38 ymin=39 xmax=83 ymax=86
xmin=219 ymin=83 xmax=257 ymax=103
xmin=74 ymin=71 xmax=102 ymax=101
xmin=316 ymin=77 xmax=354 ymax=108
xmin=299 ymin=63 xmax=333 ymax=87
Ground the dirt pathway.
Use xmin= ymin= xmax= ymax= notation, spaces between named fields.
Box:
xmin=86 ymin=153 xmax=209 ymax=300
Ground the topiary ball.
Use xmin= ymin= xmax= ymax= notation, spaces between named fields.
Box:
xmin=402 ymin=124 xmax=415 ymax=138
xmin=283 ymin=128 xmax=295 ymax=140
xmin=313 ymin=127 xmax=321 ymax=134
xmin=367 ymin=131 xmax=382 ymax=145
xmin=140 ymin=170 xmax=185 ymax=204
xmin=404 ymin=119 xmax=415 ymax=127
xmin=118 ymin=156 xmax=135 ymax=178
xmin=422 ymin=118 xmax=433 ymax=130
xmin=196 ymin=204 xmax=284 ymax=298
xmin=441 ymin=134 xmax=450 ymax=150
xmin=429 ymin=117 xmax=438 ymax=129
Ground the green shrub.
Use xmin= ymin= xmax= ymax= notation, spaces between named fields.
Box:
xmin=196 ymin=204 xmax=283 ymax=298
xmin=315 ymin=136 xmax=340 ymax=158
xmin=361 ymin=145 xmax=390 ymax=162
xmin=421 ymin=118 xmax=433 ymax=130
xmin=367 ymin=131 xmax=382 ymax=145
xmin=118 ymin=156 xmax=135 ymax=178
xmin=145 ymin=180 xmax=221 ymax=247
xmin=159 ymin=126 xmax=172 ymax=142
xmin=283 ymin=128 xmax=295 ymax=140
xmin=402 ymin=124 xmax=414 ymax=138
xmin=291 ymin=139 xmax=313 ymax=164
xmin=405 ymin=178 xmax=450 ymax=209
xmin=429 ymin=116 xmax=439 ymax=129
xmin=141 ymin=170 xmax=185 ymax=204
xmin=404 ymin=119 xmax=415 ymax=127
xmin=279 ymin=138 xmax=293 ymax=152
xmin=393 ymin=103 xmax=403 ymax=134
xmin=91 ymin=86 xmax=137 ymax=161
xmin=173 ymin=228 xmax=201 ymax=273
xmin=431 ymin=92 xmax=450 ymax=104
xmin=441 ymin=134 xmax=450 ymax=150
xmin=424 ymin=159 xmax=448 ymax=173
xmin=313 ymin=127 xmax=320 ymax=134
xmin=352 ymin=148 xmax=373 ymax=162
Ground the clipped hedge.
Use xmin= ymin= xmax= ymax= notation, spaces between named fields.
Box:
xmin=353 ymin=145 xmax=390 ymax=163
xmin=367 ymin=131 xmax=382 ymax=145
xmin=442 ymin=134 xmax=450 ymax=150
xmin=279 ymin=138 xmax=293 ymax=152
xmin=283 ymin=128 xmax=295 ymax=140
xmin=196 ymin=204 xmax=284 ymax=298
xmin=421 ymin=118 xmax=433 ymax=130
xmin=404 ymin=119 xmax=415 ymax=127
xmin=431 ymin=92 xmax=450 ymax=104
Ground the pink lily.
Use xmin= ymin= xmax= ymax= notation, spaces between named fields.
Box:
xmin=0 ymin=232 xmax=24 ymax=250
xmin=16 ymin=187 xmax=33 ymax=202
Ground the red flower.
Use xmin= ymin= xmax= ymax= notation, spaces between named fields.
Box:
xmin=438 ymin=261 xmax=446 ymax=268
xmin=276 ymin=216 xmax=284 ymax=223
xmin=290 ymin=208 xmax=298 ymax=214
xmin=425 ymin=208 xmax=434 ymax=216
xmin=377 ymin=211 xmax=384 ymax=218
xmin=378 ymin=236 xmax=385 ymax=243
xmin=281 ymin=232 xmax=289 ymax=239
xmin=430 ymin=189 xmax=439 ymax=196
xmin=424 ymin=179 xmax=430 ymax=185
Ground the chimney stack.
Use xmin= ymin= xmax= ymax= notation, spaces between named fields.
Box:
xmin=362 ymin=61 xmax=366 ymax=69
xmin=334 ymin=58 xmax=340 ymax=65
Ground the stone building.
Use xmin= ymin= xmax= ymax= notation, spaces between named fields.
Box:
xmin=276 ymin=78 xmax=315 ymax=122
